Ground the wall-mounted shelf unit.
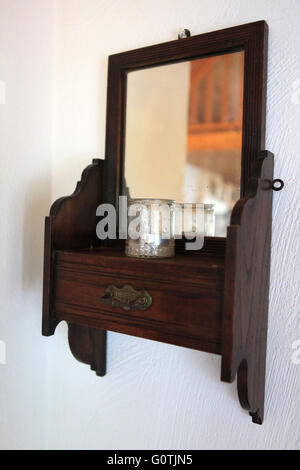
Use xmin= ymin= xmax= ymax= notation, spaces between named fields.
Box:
xmin=43 ymin=21 xmax=281 ymax=424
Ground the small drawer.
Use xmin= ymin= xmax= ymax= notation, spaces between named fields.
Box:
xmin=54 ymin=249 xmax=224 ymax=354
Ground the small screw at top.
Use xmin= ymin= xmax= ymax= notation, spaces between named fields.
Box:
xmin=178 ymin=29 xmax=191 ymax=39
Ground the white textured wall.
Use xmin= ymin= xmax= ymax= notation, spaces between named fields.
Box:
xmin=0 ymin=0 xmax=299 ymax=450
xmin=0 ymin=0 xmax=55 ymax=449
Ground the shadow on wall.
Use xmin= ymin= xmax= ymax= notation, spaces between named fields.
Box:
xmin=186 ymin=347 xmax=238 ymax=407
xmin=22 ymin=175 xmax=52 ymax=296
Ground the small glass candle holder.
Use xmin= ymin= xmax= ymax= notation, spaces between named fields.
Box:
xmin=204 ymin=204 xmax=215 ymax=236
xmin=174 ymin=203 xmax=215 ymax=237
xmin=125 ymin=199 xmax=175 ymax=258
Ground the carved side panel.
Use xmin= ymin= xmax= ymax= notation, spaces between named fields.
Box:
xmin=49 ymin=158 xmax=104 ymax=250
xmin=42 ymin=159 xmax=107 ymax=376
xmin=221 ymin=151 xmax=274 ymax=424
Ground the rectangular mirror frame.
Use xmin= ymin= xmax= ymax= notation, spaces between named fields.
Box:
xmin=103 ymin=21 xmax=268 ymax=220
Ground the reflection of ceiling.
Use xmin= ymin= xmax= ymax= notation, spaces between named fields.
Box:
xmin=187 ymin=150 xmax=241 ymax=186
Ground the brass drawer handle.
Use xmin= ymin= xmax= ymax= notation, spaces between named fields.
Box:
xmin=99 ymin=284 xmax=152 ymax=312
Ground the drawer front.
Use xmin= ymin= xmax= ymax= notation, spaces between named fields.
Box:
xmin=54 ymin=254 xmax=224 ymax=353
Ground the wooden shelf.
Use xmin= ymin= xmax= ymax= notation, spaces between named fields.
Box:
xmin=42 ymin=21 xmax=277 ymax=424
xmin=55 ymin=246 xmax=225 ymax=269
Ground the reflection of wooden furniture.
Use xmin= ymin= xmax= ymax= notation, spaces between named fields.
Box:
xmin=188 ymin=52 xmax=244 ymax=152
xmin=43 ymin=22 xmax=278 ymax=424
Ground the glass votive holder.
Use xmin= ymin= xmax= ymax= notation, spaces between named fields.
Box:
xmin=125 ymin=198 xmax=175 ymax=258
xmin=204 ymin=204 xmax=215 ymax=236
xmin=174 ymin=203 xmax=215 ymax=237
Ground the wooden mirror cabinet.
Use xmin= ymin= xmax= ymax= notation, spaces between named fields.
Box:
xmin=42 ymin=21 xmax=282 ymax=424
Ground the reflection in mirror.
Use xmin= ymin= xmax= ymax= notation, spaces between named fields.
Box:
xmin=124 ymin=51 xmax=244 ymax=237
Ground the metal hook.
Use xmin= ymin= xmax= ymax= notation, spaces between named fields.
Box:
xmin=178 ymin=29 xmax=191 ymax=39
xmin=271 ymin=179 xmax=284 ymax=191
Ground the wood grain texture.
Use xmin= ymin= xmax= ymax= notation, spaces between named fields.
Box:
xmin=49 ymin=158 xmax=103 ymax=250
xmin=38 ymin=1 xmax=299 ymax=449
xmin=221 ymin=151 xmax=274 ymax=424
xmin=53 ymin=248 xmax=225 ymax=355
xmin=42 ymin=21 xmax=273 ymax=424
xmin=42 ymin=159 xmax=107 ymax=375
xmin=104 ymin=20 xmax=268 ymax=210
xmin=68 ymin=324 xmax=107 ymax=376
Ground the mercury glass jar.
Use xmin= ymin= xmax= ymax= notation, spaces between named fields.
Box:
xmin=125 ymin=199 xmax=175 ymax=258
xmin=174 ymin=203 xmax=215 ymax=237
xmin=204 ymin=204 xmax=215 ymax=236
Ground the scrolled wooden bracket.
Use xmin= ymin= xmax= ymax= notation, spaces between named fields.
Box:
xmin=221 ymin=151 xmax=275 ymax=424
xmin=68 ymin=323 xmax=107 ymax=376
xmin=42 ymin=159 xmax=107 ymax=376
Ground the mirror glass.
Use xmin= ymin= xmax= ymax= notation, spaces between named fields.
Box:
xmin=123 ymin=51 xmax=244 ymax=237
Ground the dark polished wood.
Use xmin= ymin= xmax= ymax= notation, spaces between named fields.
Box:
xmin=104 ymin=20 xmax=268 ymax=209
xmin=54 ymin=248 xmax=225 ymax=355
xmin=42 ymin=21 xmax=275 ymax=424
xmin=42 ymin=152 xmax=274 ymax=422
xmin=221 ymin=151 xmax=274 ymax=424
xmin=68 ymin=324 xmax=107 ymax=376
xmin=42 ymin=159 xmax=107 ymax=375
